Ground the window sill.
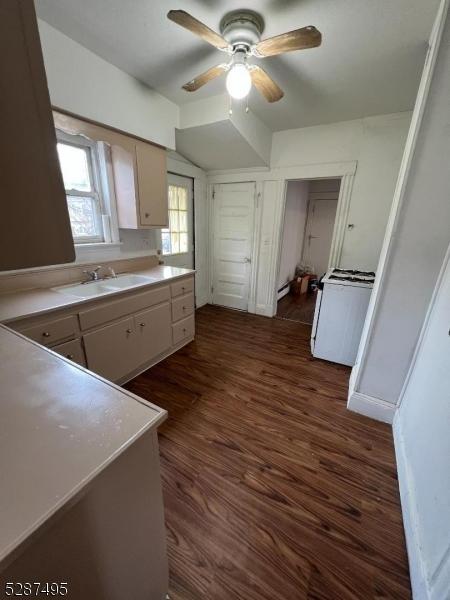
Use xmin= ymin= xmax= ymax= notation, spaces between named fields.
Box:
xmin=74 ymin=242 xmax=123 ymax=248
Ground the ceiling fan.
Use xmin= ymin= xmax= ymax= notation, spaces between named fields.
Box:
xmin=167 ymin=9 xmax=322 ymax=103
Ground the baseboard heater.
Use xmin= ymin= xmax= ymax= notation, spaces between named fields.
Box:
xmin=277 ymin=282 xmax=290 ymax=301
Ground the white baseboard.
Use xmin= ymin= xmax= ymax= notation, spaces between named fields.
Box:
xmin=347 ymin=390 xmax=396 ymax=424
xmin=393 ymin=420 xmax=430 ymax=600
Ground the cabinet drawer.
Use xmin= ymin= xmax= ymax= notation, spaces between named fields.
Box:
xmin=171 ymin=276 xmax=194 ymax=298
xmin=83 ymin=317 xmax=138 ymax=381
xmin=172 ymin=293 xmax=194 ymax=323
xmin=79 ymin=285 xmax=170 ymax=330
xmin=20 ymin=315 xmax=77 ymax=347
xmin=52 ymin=338 xmax=86 ymax=367
xmin=172 ymin=315 xmax=195 ymax=346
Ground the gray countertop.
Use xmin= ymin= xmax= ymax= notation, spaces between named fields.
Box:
xmin=0 ymin=265 xmax=195 ymax=323
xmin=0 ymin=325 xmax=167 ymax=566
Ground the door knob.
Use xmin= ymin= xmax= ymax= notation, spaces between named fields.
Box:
xmin=126 ymin=328 xmax=132 ymax=334
xmin=244 ymin=257 xmax=251 ymax=263
xmin=139 ymin=322 xmax=146 ymax=327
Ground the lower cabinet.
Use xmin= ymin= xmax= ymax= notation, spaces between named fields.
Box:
xmin=83 ymin=317 xmax=138 ymax=381
xmin=83 ymin=302 xmax=173 ymax=381
xmin=135 ymin=302 xmax=171 ymax=365
xmin=9 ymin=275 xmax=196 ymax=384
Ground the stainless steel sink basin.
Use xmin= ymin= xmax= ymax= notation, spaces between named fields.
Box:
xmin=52 ymin=273 xmax=156 ymax=298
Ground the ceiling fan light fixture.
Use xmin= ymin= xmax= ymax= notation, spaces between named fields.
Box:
xmin=226 ymin=63 xmax=252 ymax=100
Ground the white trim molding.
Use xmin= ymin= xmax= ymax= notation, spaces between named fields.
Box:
xmin=347 ymin=391 xmax=396 ymax=424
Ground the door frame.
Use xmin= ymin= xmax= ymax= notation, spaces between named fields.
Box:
xmin=209 ymin=181 xmax=257 ymax=311
xmin=207 ymin=161 xmax=357 ymax=316
xmin=273 ymin=171 xmax=354 ymax=314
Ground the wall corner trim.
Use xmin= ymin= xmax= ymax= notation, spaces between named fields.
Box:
xmin=347 ymin=390 xmax=396 ymax=424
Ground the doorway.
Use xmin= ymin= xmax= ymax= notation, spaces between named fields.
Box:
xmin=276 ymin=178 xmax=340 ymax=324
xmin=159 ymin=173 xmax=194 ymax=269
xmin=211 ymin=182 xmax=256 ymax=311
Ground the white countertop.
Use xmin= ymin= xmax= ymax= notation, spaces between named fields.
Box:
xmin=0 ymin=265 xmax=195 ymax=323
xmin=0 ymin=325 xmax=167 ymax=566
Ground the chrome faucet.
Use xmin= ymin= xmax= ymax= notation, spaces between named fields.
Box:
xmin=82 ymin=266 xmax=102 ymax=283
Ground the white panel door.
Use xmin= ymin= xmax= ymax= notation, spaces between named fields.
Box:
xmin=302 ymin=198 xmax=338 ymax=276
xmin=212 ymin=182 xmax=255 ymax=311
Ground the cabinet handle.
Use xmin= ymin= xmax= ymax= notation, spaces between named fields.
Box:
xmin=139 ymin=322 xmax=146 ymax=327
xmin=66 ymin=354 xmax=74 ymax=360
xmin=42 ymin=331 xmax=50 ymax=337
xmin=182 ymin=286 xmax=185 ymax=292
xmin=182 ymin=306 xmax=186 ymax=311
xmin=126 ymin=328 xmax=132 ymax=334
xmin=183 ymin=328 xmax=186 ymax=334
xmin=144 ymin=212 xmax=150 ymax=218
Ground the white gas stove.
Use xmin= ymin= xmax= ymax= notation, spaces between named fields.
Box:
xmin=311 ymin=268 xmax=375 ymax=366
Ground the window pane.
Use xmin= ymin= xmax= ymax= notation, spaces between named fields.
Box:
xmin=168 ymin=186 xmax=178 ymax=209
xmin=178 ymin=210 xmax=188 ymax=233
xmin=57 ymin=143 xmax=92 ymax=192
xmin=67 ymin=196 xmax=99 ymax=239
xmin=180 ymin=232 xmax=188 ymax=253
xmin=169 ymin=209 xmax=179 ymax=232
xmin=161 ymin=232 xmax=171 ymax=255
xmin=178 ymin=188 xmax=187 ymax=210
xmin=171 ymin=232 xmax=180 ymax=254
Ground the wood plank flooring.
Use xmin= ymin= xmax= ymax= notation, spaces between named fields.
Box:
xmin=125 ymin=305 xmax=410 ymax=600
xmin=276 ymin=291 xmax=317 ymax=324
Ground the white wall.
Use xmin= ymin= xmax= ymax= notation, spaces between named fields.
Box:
xmin=278 ymin=181 xmax=309 ymax=290
xmin=394 ymin=245 xmax=450 ymax=600
xmin=353 ymin=10 xmax=450 ymax=407
xmin=38 ymin=20 xmax=179 ymax=149
xmin=271 ymin=112 xmax=412 ymax=271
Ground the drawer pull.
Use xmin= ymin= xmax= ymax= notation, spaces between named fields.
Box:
xmin=66 ymin=354 xmax=74 ymax=360
xmin=126 ymin=328 xmax=132 ymax=334
xmin=145 ymin=212 xmax=150 ymax=218
xmin=182 ymin=306 xmax=186 ymax=311
xmin=42 ymin=331 xmax=51 ymax=338
xmin=183 ymin=328 xmax=186 ymax=333
xmin=139 ymin=322 xmax=146 ymax=327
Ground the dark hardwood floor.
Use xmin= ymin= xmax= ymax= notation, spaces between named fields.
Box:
xmin=276 ymin=291 xmax=317 ymax=325
xmin=125 ymin=305 xmax=410 ymax=600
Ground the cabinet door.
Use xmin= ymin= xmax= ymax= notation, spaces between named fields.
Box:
xmin=135 ymin=302 xmax=172 ymax=366
xmin=135 ymin=142 xmax=168 ymax=227
xmin=83 ymin=317 xmax=138 ymax=381
xmin=0 ymin=0 xmax=75 ymax=271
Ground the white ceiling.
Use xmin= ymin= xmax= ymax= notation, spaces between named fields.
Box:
xmin=36 ymin=0 xmax=439 ymax=132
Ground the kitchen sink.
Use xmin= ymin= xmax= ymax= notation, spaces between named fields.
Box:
xmin=52 ymin=273 xmax=156 ymax=298
xmin=106 ymin=274 xmax=158 ymax=288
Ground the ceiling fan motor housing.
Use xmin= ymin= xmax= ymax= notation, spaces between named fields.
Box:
xmin=220 ymin=10 xmax=264 ymax=51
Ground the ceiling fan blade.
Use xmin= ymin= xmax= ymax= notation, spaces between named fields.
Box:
xmin=250 ymin=66 xmax=284 ymax=103
xmin=167 ymin=10 xmax=230 ymax=51
xmin=182 ymin=63 xmax=228 ymax=92
xmin=254 ymin=26 xmax=322 ymax=57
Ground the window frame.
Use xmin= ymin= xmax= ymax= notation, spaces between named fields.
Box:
xmin=161 ymin=181 xmax=191 ymax=257
xmin=56 ymin=130 xmax=105 ymax=245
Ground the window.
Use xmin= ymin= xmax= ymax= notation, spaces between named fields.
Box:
xmin=57 ymin=133 xmax=104 ymax=244
xmin=161 ymin=184 xmax=189 ymax=255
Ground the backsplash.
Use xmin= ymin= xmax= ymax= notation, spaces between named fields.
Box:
xmin=0 ymin=255 xmax=159 ymax=294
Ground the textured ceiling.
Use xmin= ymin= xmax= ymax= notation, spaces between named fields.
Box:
xmin=36 ymin=0 xmax=439 ymax=131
